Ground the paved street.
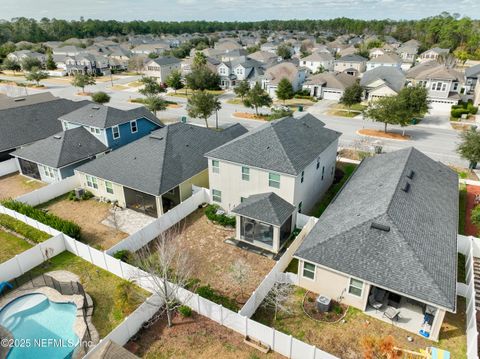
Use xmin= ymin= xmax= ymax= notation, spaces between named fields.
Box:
xmin=0 ymin=74 xmax=467 ymax=166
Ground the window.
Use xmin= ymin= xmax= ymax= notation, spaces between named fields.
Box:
xmin=86 ymin=175 xmax=98 ymax=189
xmin=316 ymin=157 xmax=320 ymax=169
xmin=242 ymin=166 xmax=250 ymax=181
xmin=298 ymin=201 xmax=303 ymax=213
xmin=269 ymin=173 xmax=280 ymax=189
xmin=348 ymin=278 xmax=364 ymax=297
xmin=212 ymin=160 xmax=220 ymax=174
xmin=301 ymin=171 xmax=304 ymax=183
xmin=89 ymin=127 xmax=100 ymax=134
xmin=321 ymin=166 xmax=325 ymax=180
xmin=453 ymin=82 xmax=459 ymax=91
xmin=105 ymin=181 xmax=114 ymax=194
xmin=42 ymin=165 xmax=57 ymax=179
xmin=240 ymin=196 xmax=246 ymax=203
xmin=302 ymin=261 xmax=315 ymax=279
xmin=212 ymin=189 xmax=221 ymax=203
xmin=130 ymin=120 xmax=138 ymax=133
xmin=112 ymin=125 xmax=120 ymax=139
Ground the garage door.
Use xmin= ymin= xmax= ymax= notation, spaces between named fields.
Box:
xmin=428 ymin=100 xmax=455 ymax=114
xmin=323 ymin=90 xmax=342 ymax=100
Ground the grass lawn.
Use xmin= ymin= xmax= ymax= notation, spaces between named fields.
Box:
xmin=0 ymin=173 xmax=45 ymax=201
xmin=226 ymin=97 xmax=244 ymax=105
xmin=309 ymin=162 xmax=357 ymax=218
xmin=0 ymin=214 xmax=51 ymax=243
xmin=23 ymin=251 xmax=149 ymax=338
xmin=330 ymin=110 xmax=358 ymax=118
xmin=168 ymin=89 xmax=224 ymax=98
xmin=335 ymin=103 xmax=366 ymax=112
xmin=253 ymin=287 xmax=466 ymax=359
xmin=0 ymin=229 xmax=32 ymax=262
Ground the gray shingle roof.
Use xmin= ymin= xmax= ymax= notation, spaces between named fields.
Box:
xmin=0 ymin=98 xmax=90 ymax=152
xmin=360 ymin=66 xmax=406 ymax=93
xmin=337 ymin=54 xmax=368 ymax=62
xmin=150 ymin=56 xmax=181 ymax=66
xmin=58 ymin=104 xmax=163 ymax=128
xmin=12 ymin=127 xmax=108 ymax=168
xmin=206 ymin=114 xmax=340 ymax=176
xmin=76 ymin=123 xmax=248 ymax=196
xmin=466 ymin=64 xmax=480 ymax=79
xmin=0 ymin=92 xmax=56 ymax=111
xmin=295 ymin=148 xmax=458 ymax=311
xmin=232 ymin=192 xmax=295 ymax=226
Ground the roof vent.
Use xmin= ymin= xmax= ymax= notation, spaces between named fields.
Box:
xmin=92 ymin=106 xmax=100 ymax=110
xmin=53 ymin=135 xmax=62 ymax=139
xmin=401 ymin=182 xmax=410 ymax=193
xmin=371 ymin=222 xmax=390 ymax=232
xmin=406 ymin=170 xmax=415 ymax=179
xmin=14 ymin=98 xmax=26 ymax=102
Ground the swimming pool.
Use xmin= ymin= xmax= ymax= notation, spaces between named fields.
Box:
xmin=0 ymin=293 xmax=79 ymax=359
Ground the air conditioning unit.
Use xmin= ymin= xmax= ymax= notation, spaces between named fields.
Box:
xmin=74 ymin=187 xmax=85 ymax=200
xmin=316 ymin=295 xmax=331 ymax=312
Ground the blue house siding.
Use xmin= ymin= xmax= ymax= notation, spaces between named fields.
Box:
xmin=60 ymin=158 xmax=95 ymax=179
xmin=106 ymin=117 xmax=160 ymax=149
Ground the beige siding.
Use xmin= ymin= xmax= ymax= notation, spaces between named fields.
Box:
xmin=75 ymin=172 xmax=126 ymax=206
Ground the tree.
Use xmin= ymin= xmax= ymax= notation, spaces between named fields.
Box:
xmin=262 ymin=282 xmax=293 ymax=322
xmin=144 ymin=95 xmax=167 ymax=116
xmin=397 ymin=85 xmax=429 ymax=119
xmin=128 ymin=56 xmax=144 ymax=74
xmin=185 ymin=65 xmax=220 ymax=91
xmin=187 ymin=90 xmax=221 ymax=128
xmin=243 ymin=82 xmax=272 ymax=116
xmin=132 ymin=225 xmax=195 ymax=328
xmin=139 ymin=76 xmax=165 ymax=97
xmin=340 ymin=82 xmax=363 ymax=112
xmin=268 ymin=107 xmax=293 ymax=121
xmin=148 ymin=52 xmax=159 ymax=59
xmin=25 ymin=67 xmax=48 ymax=85
xmin=2 ymin=58 xmax=21 ymax=74
xmin=276 ymin=78 xmax=294 ymax=104
xmin=276 ymin=44 xmax=292 ymax=59
xmin=192 ymin=51 xmax=207 ymax=67
xmin=91 ymin=91 xmax=111 ymax=104
xmin=71 ymin=73 xmax=96 ymax=94
xmin=229 ymin=259 xmax=251 ymax=303
xmin=457 ymin=127 xmax=480 ymax=169
xmin=471 ymin=205 xmax=480 ymax=228
xmin=363 ymin=95 xmax=409 ymax=133
xmin=21 ymin=57 xmax=42 ymax=72
xmin=45 ymin=52 xmax=56 ymax=70
xmin=234 ymin=80 xmax=250 ymax=100
xmin=165 ymin=69 xmax=183 ymax=94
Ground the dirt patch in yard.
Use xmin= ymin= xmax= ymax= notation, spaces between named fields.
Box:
xmin=233 ymin=112 xmax=268 ymax=120
xmin=358 ymin=129 xmax=410 ymax=141
xmin=0 ymin=173 xmax=45 ymax=200
xmin=38 ymin=197 xmax=128 ymax=249
xmin=173 ymin=208 xmax=275 ymax=300
xmin=126 ymin=310 xmax=283 ymax=359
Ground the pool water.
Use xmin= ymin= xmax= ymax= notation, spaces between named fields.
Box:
xmin=0 ymin=293 xmax=79 ymax=359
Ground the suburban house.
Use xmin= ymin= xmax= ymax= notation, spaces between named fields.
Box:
xmin=53 ymin=46 xmax=83 ymax=57
xmin=205 ymin=114 xmax=341 ymax=253
xmin=396 ymin=41 xmax=419 ymax=64
xmin=334 ymin=54 xmax=367 ymax=75
xmin=247 ymin=50 xmax=280 ymax=65
xmin=65 ymin=53 xmax=110 ymax=76
xmin=143 ymin=56 xmax=182 ymax=83
xmin=58 ymin=104 xmax=163 ymax=150
xmin=7 ymin=50 xmax=45 ymax=66
xmin=294 ymin=147 xmax=458 ymax=341
xmin=300 ymin=52 xmax=335 ymax=73
xmin=406 ymin=61 xmax=463 ymax=111
xmin=217 ymin=58 xmax=264 ymax=89
xmin=418 ymin=47 xmax=450 ymax=63
xmin=465 ymin=64 xmax=480 ymax=97
xmin=131 ymin=42 xmax=170 ymax=56
xmin=360 ymin=67 xmax=406 ymax=101
xmin=12 ymin=127 xmax=108 ymax=183
xmin=303 ymin=72 xmax=357 ymax=100
xmin=0 ymin=92 xmax=56 ymax=111
xmin=0 ymin=96 xmax=89 ymax=162
xmin=262 ymin=62 xmax=306 ymax=98
xmin=366 ymin=53 xmax=403 ymax=71
xmin=75 ymin=122 xmax=247 ymax=217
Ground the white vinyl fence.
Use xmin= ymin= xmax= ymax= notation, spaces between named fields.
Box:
xmin=107 ymin=188 xmax=210 ymax=255
xmin=0 ymin=158 xmax=18 ymax=177
xmin=15 ymin=175 xmax=80 ymax=206
xmin=239 ymin=216 xmax=318 ymax=318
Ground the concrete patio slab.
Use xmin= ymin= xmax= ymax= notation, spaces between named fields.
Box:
xmin=101 ymin=207 xmax=155 ymax=235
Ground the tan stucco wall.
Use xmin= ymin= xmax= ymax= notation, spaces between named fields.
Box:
xmin=75 ymin=171 xmax=126 ymax=207
xmin=179 ymin=169 xmax=209 ymax=202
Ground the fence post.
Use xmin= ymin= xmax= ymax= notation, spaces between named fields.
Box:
xmin=197 ymin=293 xmax=201 ymax=314
xmin=311 ymin=344 xmax=316 ymax=359
xmin=220 ymin=304 xmax=223 ymax=325
xmin=87 ymin=245 xmax=94 ymax=264
xmin=289 ymin=335 xmax=293 ymax=358
xmin=272 ymin=328 xmax=275 ymax=351
xmin=245 ymin=316 xmax=248 ymax=337
xmin=103 ymin=251 xmax=108 ymax=270
xmin=15 ymin=255 xmax=23 ymax=275
xmin=119 ymin=258 xmax=124 ymax=278
xmin=73 ymin=238 xmax=80 ymax=256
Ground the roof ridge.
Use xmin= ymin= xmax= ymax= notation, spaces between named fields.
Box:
xmin=384 ymin=147 xmax=414 ymax=215
xmin=270 ymin=120 xmax=300 ymax=175
xmin=157 ymin=125 xmax=171 ymax=195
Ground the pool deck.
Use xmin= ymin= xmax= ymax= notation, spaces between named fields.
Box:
xmin=0 ymin=271 xmax=99 ymax=357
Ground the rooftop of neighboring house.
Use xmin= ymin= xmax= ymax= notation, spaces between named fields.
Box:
xmin=304 ymin=72 xmax=357 ymax=89
xmin=301 ymin=52 xmax=334 ymax=62
xmin=247 ymin=50 xmax=279 ymax=64
xmin=12 ymin=126 xmax=108 ymax=169
xmin=406 ymin=61 xmax=463 ymax=82
xmin=147 ymin=56 xmax=182 ymax=66
xmin=360 ymin=66 xmax=406 ymax=93
xmin=421 ymin=47 xmax=450 ymax=56
xmin=264 ymin=62 xmax=300 ymax=85
xmin=214 ymin=39 xmax=243 ymax=51
xmin=0 ymin=98 xmax=90 ymax=153
xmin=466 ymin=64 xmax=480 ymax=78
xmin=0 ymin=92 xmax=57 ymax=111
xmin=336 ymin=54 xmax=368 ymax=63
xmin=206 ymin=114 xmax=341 ymax=176
xmin=53 ymin=45 xmax=84 ymax=54
xmin=76 ymin=122 xmax=248 ymax=196
xmin=295 ymin=147 xmax=458 ymax=312
xmin=368 ymin=53 xmax=402 ymax=64
xmin=58 ymin=104 xmax=163 ymax=129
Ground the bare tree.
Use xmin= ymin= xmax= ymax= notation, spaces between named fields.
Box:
xmin=262 ymin=282 xmax=294 ymax=322
xmin=132 ymin=224 xmax=195 ymax=327
xmin=229 ymin=259 xmax=251 ymax=303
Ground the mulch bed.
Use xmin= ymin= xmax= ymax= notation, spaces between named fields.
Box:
xmin=358 ymin=129 xmax=410 ymax=140
xmin=233 ymin=112 xmax=268 ymax=120
xmin=466 ymin=184 xmax=480 ymax=236
xmin=303 ymin=292 xmax=348 ymax=323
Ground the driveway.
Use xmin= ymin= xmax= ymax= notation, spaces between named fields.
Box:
xmin=415 ymin=113 xmax=451 ymax=130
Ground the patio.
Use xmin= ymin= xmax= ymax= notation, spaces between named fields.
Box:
xmin=0 ymin=173 xmax=45 ymax=200
xmin=101 ymin=207 xmax=155 ymax=235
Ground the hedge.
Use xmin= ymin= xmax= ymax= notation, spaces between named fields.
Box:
xmin=196 ymin=285 xmax=238 ymax=311
xmin=451 ymin=101 xmax=478 ymax=118
xmin=0 ymin=214 xmax=51 ymax=243
xmin=205 ymin=204 xmax=236 ymax=227
xmin=1 ymin=200 xmax=81 ymax=240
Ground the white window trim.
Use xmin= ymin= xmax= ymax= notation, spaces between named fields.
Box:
xmin=268 ymin=172 xmax=281 ymax=189
xmin=112 ymin=125 xmax=120 ymax=139
xmin=302 ymin=261 xmax=316 ymax=281
xmin=348 ymin=277 xmax=364 ymax=297
xmin=212 ymin=160 xmax=220 ymax=174
xmin=130 ymin=120 xmax=138 ymax=134
xmin=242 ymin=166 xmax=250 ymax=181
xmin=212 ymin=189 xmax=221 ymax=203
xmin=105 ymin=181 xmax=114 ymax=194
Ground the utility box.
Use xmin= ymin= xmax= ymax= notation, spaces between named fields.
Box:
xmin=74 ymin=187 xmax=84 ymax=200
xmin=316 ymin=295 xmax=331 ymax=312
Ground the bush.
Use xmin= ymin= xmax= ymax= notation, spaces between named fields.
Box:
xmin=205 ymin=204 xmax=236 ymax=227
xmin=178 ymin=305 xmax=192 ymax=317
xmin=294 ymin=94 xmax=316 ymax=101
xmin=451 ymin=101 xmax=478 ymax=118
xmin=0 ymin=214 xmax=51 ymax=243
xmin=196 ymin=285 xmax=238 ymax=311
xmin=113 ymin=249 xmax=134 ymax=263
xmin=67 ymin=190 xmax=94 ymax=201
xmin=471 ymin=205 xmax=480 ymax=228
xmin=1 ymin=200 xmax=81 ymax=240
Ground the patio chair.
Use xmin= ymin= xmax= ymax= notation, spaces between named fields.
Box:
xmin=383 ymin=307 xmax=400 ymax=323
xmin=368 ymin=288 xmax=387 ymax=311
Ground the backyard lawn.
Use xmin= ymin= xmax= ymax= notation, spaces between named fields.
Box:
xmin=0 ymin=229 xmax=32 ymax=262
xmin=0 ymin=173 xmax=45 ymax=200
xmin=126 ymin=311 xmax=283 ymax=359
xmin=22 ymin=251 xmax=149 ymax=338
xmin=253 ymin=287 xmax=466 ymax=359
xmin=36 ymin=195 xmax=128 ymax=249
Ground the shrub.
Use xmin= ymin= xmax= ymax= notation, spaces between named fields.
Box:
xmin=205 ymin=204 xmax=236 ymax=227
xmin=197 ymin=284 xmax=238 ymax=311
xmin=471 ymin=205 xmax=480 ymax=228
xmin=1 ymin=200 xmax=81 ymax=240
xmin=178 ymin=305 xmax=192 ymax=317
xmin=0 ymin=214 xmax=51 ymax=243
xmin=68 ymin=190 xmax=94 ymax=201
xmin=113 ymin=249 xmax=134 ymax=263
